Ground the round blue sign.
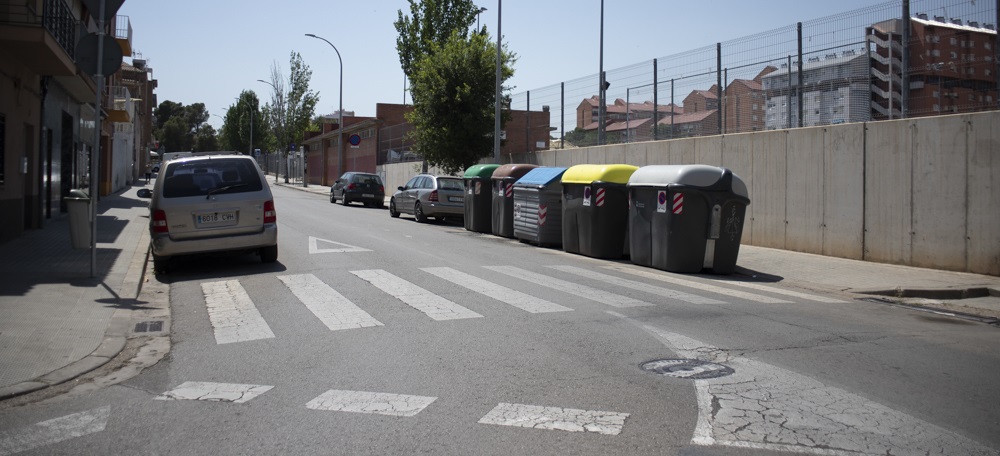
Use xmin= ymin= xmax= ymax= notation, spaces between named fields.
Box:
xmin=349 ymin=134 xmax=361 ymax=146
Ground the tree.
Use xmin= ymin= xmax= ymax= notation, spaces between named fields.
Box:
xmin=406 ymin=31 xmax=515 ymax=174
xmin=221 ymin=91 xmax=264 ymax=155
xmin=283 ymin=52 xmax=319 ymax=152
xmin=395 ymin=0 xmax=480 ymax=83
xmin=193 ymin=124 xmax=219 ymax=151
xmin=153 ymin=101 xmax=211 ymax=151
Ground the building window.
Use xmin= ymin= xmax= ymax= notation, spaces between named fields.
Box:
xmin=0 ymin=113 xmax=4 ymax=185
xmin=933 ymin=49 xmax=941 ymax=57
xmin=986 ymin=42 xmax=992 ymax=50
xmin=950 ymin=37 xmax=958 ymax=45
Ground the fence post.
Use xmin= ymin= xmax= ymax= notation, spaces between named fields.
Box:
xmin=716 ymin=43 xmax=723 ymax=135
xmin=560 ymin=82 xmax=565 ymax=149
xmin=797 ymin=22 xmax=804 ymax=128
xmin=526 ymin=91 xmax=530 ymax=154
xmin=901 ymin=0 xmax=910 ymax=118
xmin=653 ymin=58 xmax=659 ymax=141
xmin=670 ymin=78 xmax=675 ymax=139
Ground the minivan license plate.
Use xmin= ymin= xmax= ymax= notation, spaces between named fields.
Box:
xmin=197 ymin=211 xmax=236 ymax=224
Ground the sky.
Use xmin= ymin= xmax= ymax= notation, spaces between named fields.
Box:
xmin=118 ymin=0 xmax=887 ymax=131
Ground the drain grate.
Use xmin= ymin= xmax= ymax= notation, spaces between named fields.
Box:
xmin=134 ymin=321 xmax=164 ymax=333
xmin=641 ymin=358 xmax=734 ymax=379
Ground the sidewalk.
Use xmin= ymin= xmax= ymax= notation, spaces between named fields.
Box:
xmin=1 ymin=179 xmax=997 ymax=401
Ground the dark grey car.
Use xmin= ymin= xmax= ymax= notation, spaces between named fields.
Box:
xmin=389 ymin=174 xmax=465 ymax=223
xmin=330 ymin=172 xmax=385 ymax=207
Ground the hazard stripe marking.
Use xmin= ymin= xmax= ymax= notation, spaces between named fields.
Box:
xmin=351 ymin=269 xmax=483 ymax=320
xmin=478 ymin=402 xmax=629 ymax=435
xmin=421 ymin=267 xmax=572 ymax=313
xmin=154 ymin=382 xmax=273 ymax=403
xmin=278 ymin=274 xmax=384 ymax=331
xmin=606 ymin=265 xmax=793 ymax=304
xmin=306 ymin=390 xmax=437 ymax=417
xmin=0 ymin=407 xmax=109 ymax=456
xmin=202 ymin=280 xmax=276 ymax=344
xmin=485 ymin=266 xmax=653 ymax=308
xmin=550 ymin=266 xmax=725 ymax=305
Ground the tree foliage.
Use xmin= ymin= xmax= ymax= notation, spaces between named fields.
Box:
xmin=283 ymin=52 xmax=319 ymax=152
xmin=394 ymin=0 xmax=480 ymax=82
xmin=407 ymin=31 xmax=515 ymax=174
xmin=221 ymin=91 xmax=265 ymax=155
xmin=153 ymin=101 xmax=210 ymax=151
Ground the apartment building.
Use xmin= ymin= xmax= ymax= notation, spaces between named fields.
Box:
xmin=0 ymin=0 xmax=139 ymax=243
xmin=762 ymin=51 xmax=870 ymax=130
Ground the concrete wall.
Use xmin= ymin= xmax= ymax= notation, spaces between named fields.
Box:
xmin=379 ymin=111 xmax=1000 ymax=275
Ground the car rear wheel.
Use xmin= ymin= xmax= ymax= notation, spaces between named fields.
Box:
xmin=260 ymin=245 xmax=278 ymax=263
xmin=389 ymin=198 xmax=400 ymax=218
xmin=414 ymin=201 xmax=427 ymax=223
xmin=341 ymin=195 xmax=350 ymax=206
xmin=329 ymin=192 xmax=336 ymax=204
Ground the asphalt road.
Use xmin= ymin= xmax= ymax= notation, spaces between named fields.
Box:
xmin=2 ymin=184 xmax=999 ymax=456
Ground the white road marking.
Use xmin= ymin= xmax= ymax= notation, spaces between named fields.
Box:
xmin=716 ymin=280 xmax=846 ymax=303
xmin=421 ymin=267 xmax=572 ymax=314
xmin=0 ymin=406 xmax=109 ymax=456
xmin=202 ymin=280 xmax=276 ymax=344
xmin=351 ymin=269 xmax=483 ymax=320
xmin=154 ymin=381 xmax=273 ymax=403
xmin=308 ymin=236 xmax=372 ymax=254
xmin=478 ymin=402 xmax=629 ymax=436
xmin=611 ymin=312 xmax=998 ymax=455
xmin=485 ymin=266 xmax=653 ymax=308
xmin=278 ymin=274 xmax=383 ymax=331
xmin=306 ymin=390 xmax=437 ymax=417
xmin=606 ymin=265 xmax=793 ymax=304
xmin=550 ymin=266 xmax=725 ymax=305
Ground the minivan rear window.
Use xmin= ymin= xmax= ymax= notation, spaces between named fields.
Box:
xmin=162 ymin=159 xmax=264 ymax=198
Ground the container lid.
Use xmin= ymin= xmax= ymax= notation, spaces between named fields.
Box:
xmin=561 ymin=164 xmax=638 ymax=185
xmin=514 ymin=167 xmax=567 ymax=187
xmin=628 ymin=165 xmax=748 ymax=198
xmin=68 ymin=189 xmax=89 ymax=198
xmin=464 ymin=164 xmax=501 ymax=179
xmin=492 ymin=163 xmax=539 ymax=180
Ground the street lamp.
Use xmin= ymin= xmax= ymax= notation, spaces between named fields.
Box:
xmin=477 ymin=6 xmax=487 ymax=30
xmin=305 ymin=33 xmax=344 ymax=184
xmin=493 ymin=0 xmax=502 ymax=163
xmin=257 ymin=79 xmax=281 ymax=182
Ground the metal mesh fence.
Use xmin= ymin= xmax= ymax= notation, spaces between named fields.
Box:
xmin=507 ymin=0 xmax=998 ymax=153
xmin=379 ymin=122 xmax=420 ymax=164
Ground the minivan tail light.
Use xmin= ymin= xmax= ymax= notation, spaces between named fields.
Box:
xmin=152 ymin=210 xmax=168 ymax=234
xmin=264 ymin=200 xmax=277 ymax=224
xmin=428 ymin=190 xmax=439 ymax=202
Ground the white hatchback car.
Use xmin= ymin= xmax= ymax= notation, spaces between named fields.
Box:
xmin=139 ymin=154 xmax=278 ymax=273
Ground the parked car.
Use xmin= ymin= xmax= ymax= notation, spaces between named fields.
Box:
xmin=330 ymin=172 xmax=385 ymax=207
xmin=138 ymin=154 xmax=278 ymax=273
xmin=389 ymin=174 xmax=465 ymax=223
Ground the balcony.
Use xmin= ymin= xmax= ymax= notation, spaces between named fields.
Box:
xmin=0 ymin=0 xmax=78 ymax=75
xmin=111 ymin=14 xmax=131 ymax=56
xmin=108 ymin=85 xmax=133 ymax=123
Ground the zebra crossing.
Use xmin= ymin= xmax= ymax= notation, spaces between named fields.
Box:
xmin=195 ymin=264 xmax=845 ymax=345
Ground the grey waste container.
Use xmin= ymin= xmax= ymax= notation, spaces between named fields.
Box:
xmin=491 ymin=164 xmax=538 ymax=238
xmin=463 ymin=164 xmax=500 ymax=233
xmin=513 ymin=167 xmax=567 ymax=247
xmin=66 ymin=189 xmax=92 ymax=249
xmin=628 ymin=165 xmax=749 ymax=274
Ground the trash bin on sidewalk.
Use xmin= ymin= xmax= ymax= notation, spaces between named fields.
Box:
xmin=561 ymin=164 xmax=638 ymax=259
xmin=513 ymin=167 xmax=567 ymax=247
xmin=491 ymin=164 xmax=538 ymax=238
xmin=463 ymin=164 xmax=500 ymax=233
xmin=66 ymin=189 xmax=92 ymax=249
xmin=627 ymin=165 xmax=750 ymax=274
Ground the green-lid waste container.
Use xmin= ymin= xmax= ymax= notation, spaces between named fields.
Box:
xmin=561 ymin=164 xmax=638 ymax=259
xmin=66 ymin=188 xmax=92 ymax=249
xmin=463 ymin=164 xmax=500 ymax=233
xmin=628 ymin=165 xmax=749 ymax=274
xmin=513 ymin=167 xmax=567 ymax=247
xmin=491 ymin=164 xmax=538 ymax=238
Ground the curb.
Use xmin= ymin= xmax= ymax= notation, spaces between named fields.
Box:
xmin=0 ymin=220 xmax=154 ymax=401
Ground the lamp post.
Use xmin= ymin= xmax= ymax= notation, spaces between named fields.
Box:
xmin=493 ymin=0 xmax=502 ymax=164
xmin=598 ymin=0 xmax=606 ymax=146
xmin=477 ymin=6 xmax=487 ymax=30
xmin=305 ymin=33 xmax=344 ymax=185
xmin=257 ymin=79 xmax=280 ymax=181
xmin=235 ymin=96 xmax=252 ymax=156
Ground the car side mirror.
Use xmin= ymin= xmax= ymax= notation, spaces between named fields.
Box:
xmin=398 ymin=186 xmax=406 ymax=191
xmin=137 ymin=188 xmax=152 ymax=198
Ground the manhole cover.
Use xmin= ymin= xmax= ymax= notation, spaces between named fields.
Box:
xmin=640 ymin=358 xmax=734 ymax=379
xmin=134 ymin=321 xmax=163 ymax=333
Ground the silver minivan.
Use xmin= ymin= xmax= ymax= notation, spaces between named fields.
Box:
xmin=140 ymin=154 xmax=278 ymax=273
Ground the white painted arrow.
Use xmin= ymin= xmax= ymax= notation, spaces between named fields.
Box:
xmin=0 ymin=406 xmax=110 ymax=455
xmin=308 ymin=236 xmax=372 ymax=254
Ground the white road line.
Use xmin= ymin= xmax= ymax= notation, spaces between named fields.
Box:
xmin=306 ymin=390 xmax=437 ymax=417
xmin=202 ymin=280 xmax=276 ymax=344
xmin=154 ymin=381 xmax=273 ymax=403
xmin=716 ymin=280 xmax=846 ymax=303
xmin=0 ymin=406 xmax=110 ymax=456
xmin=308 ymin=236 xmax=372 ymax=254
xmin=549 ymin=266 xmax=725 ymax=305
xmin=478 ymin=402 xmax=629 ymax=436
xmin=350 ymin=269 xmax=483 ymax=320
xmin=278 ymin=274 xmax=383 ymax=331
xmin=605 ymin=265 xmax=793 ymax=304
xmin=618 ymin=314 xmax=998 ymax=455
xmin=421 ymin=267 xmax=572 ymax=314
xmin=485 ymin=266 xmax=653 ymax=308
